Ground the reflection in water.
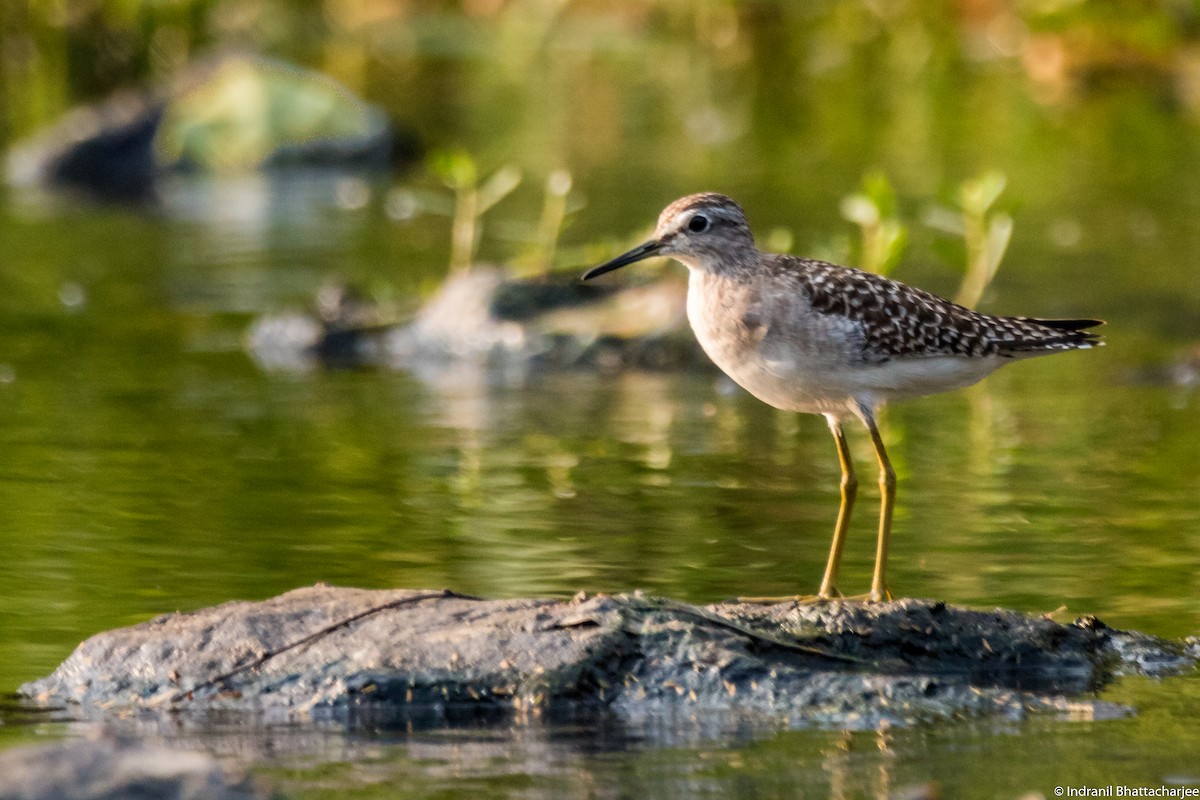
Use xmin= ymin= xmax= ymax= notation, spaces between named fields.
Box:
xmin=12 ymin=674 xmax=1197 ymax=800
xmin=163 ymin=173 xmax=399 ymax=317
xmin=0 ymin=702 xmax=940 ymax=800
xmin=823 ymin=729 xmax=906 ymax=800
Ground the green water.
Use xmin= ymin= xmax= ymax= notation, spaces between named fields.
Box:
xmin=2 ymin=3 xmax=1200 ymax=797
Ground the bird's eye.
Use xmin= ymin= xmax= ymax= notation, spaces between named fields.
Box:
xmin=687 ymin=214 xmax=710 ymax=233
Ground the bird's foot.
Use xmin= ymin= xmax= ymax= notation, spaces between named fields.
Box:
xmin=735 ymin=592 xmax=840 ymax=605
xmin=834 ymin=587 xmax=893 ymax=603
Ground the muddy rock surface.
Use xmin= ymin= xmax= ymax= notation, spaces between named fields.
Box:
xmin=21 ymin=585 xmax=1197 ymax=730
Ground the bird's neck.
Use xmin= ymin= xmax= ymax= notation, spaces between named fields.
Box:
xmin=677 ymin=246 xmax=761 ymax=277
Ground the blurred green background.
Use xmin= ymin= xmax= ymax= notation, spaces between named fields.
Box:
xmin=2 ymin=2 xmax=1200 ymax=798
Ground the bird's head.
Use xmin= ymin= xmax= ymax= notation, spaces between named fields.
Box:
xmin=583 ymin=193 xmax=757 ymax=280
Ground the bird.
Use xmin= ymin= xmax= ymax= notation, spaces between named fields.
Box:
xmin=582 ymin=192 xmax=1102 ymax=602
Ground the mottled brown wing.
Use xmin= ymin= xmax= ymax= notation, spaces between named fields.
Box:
xmin=780 ymin=258 xmax=1102 ymax=362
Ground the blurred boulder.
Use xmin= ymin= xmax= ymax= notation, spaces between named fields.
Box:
xmin=247 ymin=267 xmax=703 ymax=375
xmin=381 ymin=266 xmax=701 ymax=372
xmin=246 ymin=283 xmax=398 ymax=372
xmin=7 ymin=54 xmax=414 ymax=202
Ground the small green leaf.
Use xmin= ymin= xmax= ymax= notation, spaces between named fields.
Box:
xmin=431 ymin=150 xmax=477 ymax=189
xmin=862 ymin=170 xmax=898 ymax=217
xmin=546 ymin=169 xmax=572 ymax=197
xmin=477 ymin=165 xmax=523 ymax=213
xmin=985 ymin=213 xmax=1013 ymax=276
xmin=840 ymin=194 xmax=879 ymax=227
xmin=922 ymin=204 xmax=965 ymax=237
xmin=877 ymin=220 xmax=908 ymax=275
xmin=961 ymin=170 xmax=1007 ymax=216
xmin=764 ymin=227 xmax=795 ymax=253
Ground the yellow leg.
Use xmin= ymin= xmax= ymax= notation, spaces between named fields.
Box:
xmin=818 ymin=415 xmax=857 ymax=599
xmin=862 ymin=410 xmax=895 ymax=603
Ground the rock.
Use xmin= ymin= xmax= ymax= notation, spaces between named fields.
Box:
xmin=159 ymin=55 xmax=396 ymax=172
xmin=381 ymin=266 xmax=701 ymax=373
xmin=248 ymin=269 xmax=533 ymax=374
xmin=7 ymin=54 xmax=407 ymax=202
xmin=6 ymin=95 xmax=165 ymax=202
xmin=0 ymin=731 xmax=260 ymax=800
xmin=1160 ymin=343 xmax=1200 ymax=389
xmin=20 ymin=586 xmax=1196 ymax=730
xmin=245 ymin=283 xmax=398 ymax=371
xmin=1123 ymin=343 xmax=1200 ymax=390
xmin=384 ymin=268 xmax=528 ymax=365
xmin=246 ymin=266 xmax=706 ymax=375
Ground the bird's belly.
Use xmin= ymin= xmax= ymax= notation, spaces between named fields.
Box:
xmin=691 ymin=325 xmax=855 ymax=414
xmin=685 ymin=274 xmax=1006 ymax=415
xmin=694 ymin=324 xmax=1004 ymax=415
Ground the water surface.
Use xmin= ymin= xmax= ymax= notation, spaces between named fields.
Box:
xmin=2 ymin=4 xmax=1199 ymax=796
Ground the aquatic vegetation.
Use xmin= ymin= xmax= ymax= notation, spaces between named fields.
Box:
xmin=395 ymin=158 xmax=580 ymax=275
xmin=832 ymin=170 xmax=1010 ymax=311
xmin=840 ymin=170 xmax=908 ymax=278
xmin=527 ymin=168 xmax=574 ymax=274
xmin=430 ymin=150 xmax=522 ymax=272
xmin=925 ymin=170 xmax=1014 ymax=309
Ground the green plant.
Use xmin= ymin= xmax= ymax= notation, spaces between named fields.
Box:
xmin=840 ymin=171 xmax=908 ymax=277
xmin=529 ymin=169 xmax=573 ymax=273
xmin=925 ymin=170 xmax=1013 ymax=309
xmin=430 ymin=151 xmax=522 ymax=272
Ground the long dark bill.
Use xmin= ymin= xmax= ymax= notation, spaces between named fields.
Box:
xmin=581 ymin=240 xmax=664 ymax=281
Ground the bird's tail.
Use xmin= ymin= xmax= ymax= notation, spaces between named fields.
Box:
xmin=1002 ymin=317 xmax=1104 ymax=353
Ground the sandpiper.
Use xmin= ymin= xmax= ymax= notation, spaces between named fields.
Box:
xmin=583 ymin=192 xmax=1102 ymax=602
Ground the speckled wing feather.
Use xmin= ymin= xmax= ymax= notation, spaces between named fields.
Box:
xmin=777 ymin=258 xmax=1103 ymax=362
